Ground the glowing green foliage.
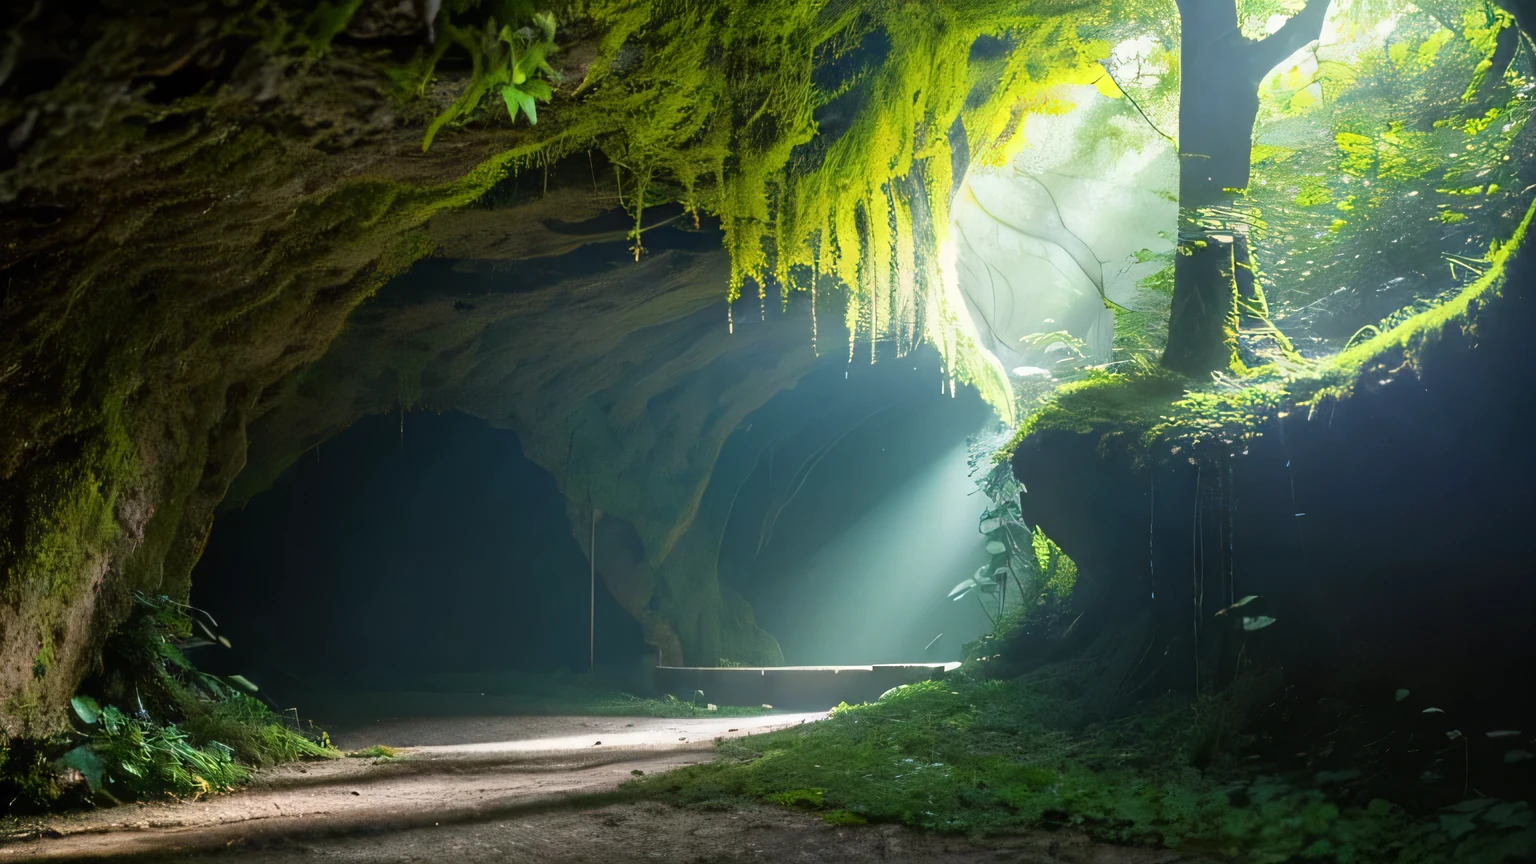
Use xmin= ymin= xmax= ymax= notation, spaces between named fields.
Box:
xmin=1001 ymin=192 xmax=1534 ymax=472
xmin=1031 ymin=528 xmax=1078 ymax=600
xmin=421 ymin=12 xmax=560 ymax=151
xmin=1293 ymin=176 xmax=1333 ymax=207
xmin=403 ymin=0 xmax=1141 ymax=416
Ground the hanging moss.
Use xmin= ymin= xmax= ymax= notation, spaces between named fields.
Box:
xmin=390 ymin=0 xmax=1132 ymax=418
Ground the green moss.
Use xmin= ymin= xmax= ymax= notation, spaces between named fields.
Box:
xmin=0 ymin=733 xmax=71 ymax=809
xmin=999 ymin=196 xmax=1534 ymax=467
xmin=767 ymin=787 xmax=825 ymax=808
xmin=998 ymin=360 xmax=1187 ymax=459
xmin=632 ymin=674 xmax=1535 ymax=857
xmin=393 ymin=0 xmax=1139 ymax=419
xmin=820 ymin=808 xmax=868 ymax=825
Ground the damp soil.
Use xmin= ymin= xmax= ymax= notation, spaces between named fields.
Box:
xmin=0 ymin=714 xmax=1212 ymax=863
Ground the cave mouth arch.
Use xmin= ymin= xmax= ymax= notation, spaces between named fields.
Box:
xmin=191 ymin=343 xmax=1002 ymax=709
xmin=190 ymin=410 xmax=648 ymax=709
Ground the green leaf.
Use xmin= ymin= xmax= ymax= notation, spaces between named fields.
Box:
xmin=532 ymin=11 xmax=557 ymax=44
xmin=1440 ymin=812 xmax=1478 ymax=840
xmin=522 ymin=79 xmax=553 ymax=101
xmin=520 ymin=43 xmax=557 ymax=80
xmin=501 ymin=86 xmax=538 ymax=125
xmin=55 ymin=746 xmax=106 ymax=795
xmin=227 ymin=674 xmax=260 ymax=693
xmin=1481 ymin=801 xmax=1532 ymax=830
xmin=70 ymin=695 xmax=101 ymax=725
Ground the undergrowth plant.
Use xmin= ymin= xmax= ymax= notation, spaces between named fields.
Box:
xmin=58 ymin=699 xmax=248 ymax=801
xmin=4 ymin=594 xmax=338 ymax=807
xmin=421 ymin=12 xmax=560 ymax=151
xmin=953 ymin=427 xmax=1079 ymax=638
xmin=631 ymin=670 xmax=1536 ymax=862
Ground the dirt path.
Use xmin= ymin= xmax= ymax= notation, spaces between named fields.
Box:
xmin=0 ymin=713 xmax=1208 ymax=863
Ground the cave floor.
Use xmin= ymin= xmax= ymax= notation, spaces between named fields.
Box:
xmin=0 ymin=713 xmax=1205 ymax=863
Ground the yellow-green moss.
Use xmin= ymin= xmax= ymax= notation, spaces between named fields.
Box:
xmin=402 ymin=0 xmax=1134 ymax=419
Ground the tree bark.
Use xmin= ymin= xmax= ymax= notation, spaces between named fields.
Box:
xmin=1161 ymin=0 xmax=1331 ymax=376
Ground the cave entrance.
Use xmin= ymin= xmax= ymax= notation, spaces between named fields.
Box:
xmin=716 ymin=344 xmax=996 ymax=669
xmin=190 ymin=410 xmax=647 ymax=717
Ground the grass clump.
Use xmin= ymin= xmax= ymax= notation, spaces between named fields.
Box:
xmin=6 ymin=594 xmax=340 ymax=807
xmin=349 ymin=745 xmax=400 ymax=759
xmin=630 ymin=672 xmax=1535 ymax=860
xmin=59 ymin=701 xmax=249 ymax=801
xmin=177 ymin=691 xmax=336 ymax=768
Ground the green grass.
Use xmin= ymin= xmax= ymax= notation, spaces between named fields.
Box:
xmin=177 ymin=691 xmax=337 ymax=768
xmin=76 ymin=705 xmax=250 ymax=800
xmin=629 ymin=673 xmax=1535 ymax=861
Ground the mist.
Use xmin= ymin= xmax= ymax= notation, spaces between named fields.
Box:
xmin=751 ymin=440 xmax=991 ymax=665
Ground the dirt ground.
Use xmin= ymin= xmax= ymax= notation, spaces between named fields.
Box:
xmin=0 ymin=713 xmax=1213 ymax=863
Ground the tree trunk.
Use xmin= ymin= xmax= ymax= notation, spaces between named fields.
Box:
xmin=1162 ymin=0 xmax=1331 ymax=376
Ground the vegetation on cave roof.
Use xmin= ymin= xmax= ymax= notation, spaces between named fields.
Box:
xmin=997 ymin=188 xmax=1533 ymax=466
xmin=963 ymin=0 xmax=1533 ymax=463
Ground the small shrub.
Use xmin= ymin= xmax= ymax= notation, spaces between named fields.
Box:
xmin=61 ymin=704 xmax=248 ymax=800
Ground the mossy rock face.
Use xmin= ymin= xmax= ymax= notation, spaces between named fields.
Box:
xmin=0 ymin=0 xmax=868 ymax=719
xmin=0 ymin=3 xmax=599 ymax=733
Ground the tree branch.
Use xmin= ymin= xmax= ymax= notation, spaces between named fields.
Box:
xmin=1248 ymin=0 xmax=1331 ymax=79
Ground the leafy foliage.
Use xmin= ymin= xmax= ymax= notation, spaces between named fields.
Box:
xmin=952 ymin=427 xmax=1079 ymax=634
xmin=633 ymin=671 xmax=1536 ymax=859
xmin=421 ymin=11 xmax=560 ymax=151
xmin=999 ymin=191 xmax=1535 ymax=469
xmin=1 ymin=594 xmax=339 ymax=807
xmin=58 ymin=701 xmax=248 ymax=800
xmin=1241 ymin=0 xmax=1534 ymax=348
